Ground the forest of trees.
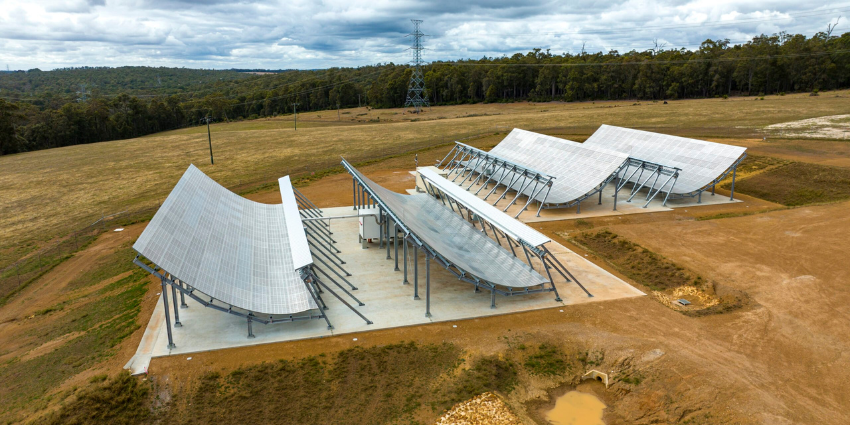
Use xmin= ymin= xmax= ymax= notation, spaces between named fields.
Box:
xmin=1 ymin=30 xmax=849 ymax=156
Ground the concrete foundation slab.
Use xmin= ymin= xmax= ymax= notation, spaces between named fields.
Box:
xmin=136 ymin=206 xmax=643 ymax=361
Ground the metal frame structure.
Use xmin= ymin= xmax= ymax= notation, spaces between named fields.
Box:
xmin=664 ymin=153 xmax=747 ymax=203
xmin=437 ymin=142 xmax=555 ymax=217
xmin=438 ymin=141 xmax=635 ymax=215
xmin=417 ymin=169 xmax=592 ymax=298
xmin=132 ymin=166 xmax=371 ymax=350
xmin=584 ymin=124 xmax=748 ymax=203
xmin=438 ymin=127 xmax=747 ymax=215
xmin=343 ymin=158 xmax=564 ymax=316
xmin=609 ymin=157 xmax=681 ymax=208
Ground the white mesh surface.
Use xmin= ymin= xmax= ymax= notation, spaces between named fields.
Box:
xmin=133 ymin=165 xmax=317 ymax=315
xmin=485 ymin=129 xmax=629 ymax=204
xmin=350 ymin=166 xmax=549 ymax=289
xmin=584 ymin=125 xmax=747 ymax=194
xmin=419 ymin=168 xmax=550 ymax=247
xmin=279 ymin=176 xmax=312 ymax=269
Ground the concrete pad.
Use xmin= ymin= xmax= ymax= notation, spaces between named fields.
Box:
xmin=123 ymin=292 xmax=165 ymax=375
xmin=139 ymin=206 xmax=643 ymax=359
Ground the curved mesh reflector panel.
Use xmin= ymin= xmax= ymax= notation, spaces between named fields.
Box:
xmin=418 ymin=168 xmax=550 ymax=247
xmin=488 ymin=129 xmax=629 ymax=204
xmin=584 ymin=125 xmax=746 ymax=193
xmin=133 ymin=165 xmax=317 ymax=315
xmin=350 ymin=166 xmax=548 ymax=289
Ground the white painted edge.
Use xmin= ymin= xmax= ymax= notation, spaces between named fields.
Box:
xmin=278 ymin=176 xmax=313 ymax=270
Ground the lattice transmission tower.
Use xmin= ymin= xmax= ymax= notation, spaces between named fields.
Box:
xmin=404 ymin=19 xmax=429 ymax=113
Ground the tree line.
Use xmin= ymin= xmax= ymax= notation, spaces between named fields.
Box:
xmin=1 ymin=30 xmax=849 ymax=156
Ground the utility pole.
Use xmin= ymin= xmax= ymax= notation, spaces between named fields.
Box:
xmin=404 ymin=19 xmax=430 ymax=113
xmin=291 ymin=102 xmax=300 ymax=130
xmin=201 ymin=116 xmax=214 ymax=165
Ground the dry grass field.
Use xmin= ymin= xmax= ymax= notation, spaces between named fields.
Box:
xmin=1 ymin=91 xmax=850 ymax=424
xmin=2 ymin=90 xmax=849 ymax=264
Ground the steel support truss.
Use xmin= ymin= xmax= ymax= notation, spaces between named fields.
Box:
xmin=437 ymin=142 xmax=555 ymax=218
xmin=437 ymin=141 xmax=741 ymax=215
xmin=343 ymin=158 xmax=577 ymax=316
xmin=664 ymin=153 xmax=747 ymax=203
xmin=419 ymin=176 xmax=593 ymax=300
xmin=606 ymin=157 xmax=682 ymax=208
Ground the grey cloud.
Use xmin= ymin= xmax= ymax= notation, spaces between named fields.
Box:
xmin=0 ymin=0 xmax=845 ymax=69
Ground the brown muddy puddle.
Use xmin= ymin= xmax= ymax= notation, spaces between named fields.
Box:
xmin=544 ymin=391 xmax=606 ymax=425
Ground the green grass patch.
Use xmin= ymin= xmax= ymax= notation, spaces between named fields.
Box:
xmin=66 ymin=243 xmax=137 ymax=291
xmin=733 ymin=154 xmax=789 ymax=176
xmin=0 ymin=269 xmax=147 ymax=421
xmin=695 ymin=206 xmax=786 ymax=221
xmin=572 ymin=230 xmax=702 ymax=292
xmin=620 ymin=370 xmax=645 ymax=386
xmin=43 ymin=372 xmax=152 ymax=425
xmin=436 ymin=356 xmax=518 ymax=412
xmin=169 ymin=342 xmax=462 ymax=425
xmin=154 ymin=342 xmax=522 ymax=424
xmin=38 ymin=270 xmax=148 ymax=342
xmin=729 ymin=161 xmax=850 ymax=206
xmin=0 ymin=252 xmax=72 ymax=307
xmin=524 ymin=344 xmax=570 ymax=377
xmin=578 ymin=350 xmax=605 ymax=367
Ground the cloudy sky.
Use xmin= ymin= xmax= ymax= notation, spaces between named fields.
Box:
xmin=0 ymin=1 xmax=846 ymax=70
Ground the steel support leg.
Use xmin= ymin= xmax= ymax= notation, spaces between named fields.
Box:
xmin=247 ymin=313 xmax=255 ymax=338
xmin=425 ymin=254 xmax=431 ymax=317
xmin=730 ymin=166 xmax=737 ymax=200
xmin=542 ymin=246 xmax=592 ymax=297
xmin=379 ymin=210 xmax=384 ymax=249
xmin=521 ymin=244 xmax=535 ymax=270
xmin=313 ymin=266 xmax=364 ymax=305
xmin=403 ymin=238 xmax=409 ymax=284
xmin=179 ymin=281 xmax=187 ymax=308
xmin=394 ymin=225 xmax=399 ymax=271
xmin=613 ymin=182 xmax=619 ymax=211
xmin=491 ymin=288 xmax=496 ymax=309
xmin=543 ymin=255 xmax=570 ymax=282
xmin=161 ymin=278 xmax=176 ymax=349
xmin=171 ymin=284 xmax=181 ymax=327
xmin=541 ymin=254 xmax=563 ymax=302
xmin=386 ymin=217 xmax=391 ymax=259
xmin=303 ymin=279 xmax=333 ymax=330
xmin=414 ymin=245 xmax=420 ymax=300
